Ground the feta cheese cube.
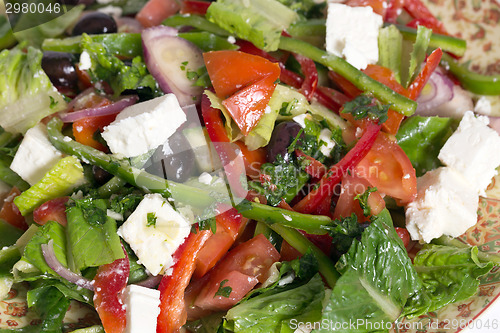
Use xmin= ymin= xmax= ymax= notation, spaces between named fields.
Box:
xmin=438 ymin=111 xmax=500 ymax=195
xmin=102 ymin=94 xmax=187 ymax=158
xmin=10 ymin=123 xmax=63 ymax=185
xmin=326 ymin=4 xmax=383 ymax=70
xmin=123 ymin=285 xmax=160 ymax=333
xmin=117 ymin=193 xmax=191 ymax=276
xmin=405 ymin=167 xmax=479 ymax=243
xmin=319 ymin=128 xmax=336 ymax=157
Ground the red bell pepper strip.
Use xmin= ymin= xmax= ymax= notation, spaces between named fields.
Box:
xmin=314 ymin=86 xmax=351 ymax=114
xmin=157 ymin=230 xmax=211 ymax=333
xmin=385 ymin=0 xmax=404 ymax=24
xmin=180 ymin=0 xmax=211 ymax=15
xmin=93 ymin=248 xmax=129 ymax=333
xmin=294 ymin=53 xmax=318 ymax=101
xmin=295 ymin=149 xmax=327 ymax=179
xmin=407 ymin=48 xmax=443 ymax=100
xmin=293 ymin=122 xmax=382 ymax=214
xmin=201 ymin=94 xmax=248 ymax=199
xmin=403 ymin=0 xmax=448 ymax=35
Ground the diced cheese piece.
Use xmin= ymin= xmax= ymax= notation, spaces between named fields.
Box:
xmin=405 ymin=167 xmax=479 ymax=243
xmin=326 ymin=3 xmax=383 ymax=70
xmin=123 ymin=285 xmax=161 ymax=333
xmin=102 ymin=94 xmax=187 ymax=157
xmin=10 ymin=123 xmax=63 ymax=185
xmin=117 ymin=193 xmax=191 ymax=276
xmin=438 ymin=111 xmax=500 ymax=195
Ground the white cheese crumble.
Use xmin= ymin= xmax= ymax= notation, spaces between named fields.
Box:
xmin=10 ymin=123 xmax=63 ymax=185
xmin=326 ymin=3 xmax=383 ymax=70
xmin=117 ymin=193 xmax=191 ymax=276
xmin=102 ymin=94 xmax=187 ymax=158
xmin=123 ymin=285 xmax=161 ymax=333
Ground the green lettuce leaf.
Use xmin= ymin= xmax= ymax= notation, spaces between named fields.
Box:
xmin=0 ymin=45 xmax=67 ymax=134
xmin=404 ymin=244 xmax=494 ymax=317
xmin=378 ymin=25 xmax=403 ymax=84
xmin=396 ymin=116 xmax=456 ymax=176
xmin=318 ymin=209 xmax=422 ymax=332
xmin=206 ymin=0 xmax=299 ymax=52
xmin=66 ymin=201 xmax=124 ymax=272
xmin=26 ymin=285 xmax=70 ymax=333
xmin=225 ymin=274 xmax=325 ymax=333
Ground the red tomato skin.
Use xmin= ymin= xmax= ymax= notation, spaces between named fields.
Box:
xmin=191 ymin=234 xmax=280 ymax=313
xmin=181 ymin=0 xmax=211 ymax=15
xmin=93 ymin=249 xmax=129 ymax=333
xmin=395 ymin=227 xmax=411 ymax=249
xmin=234 ymin=141 xmax=266 ymax=179
xmin=333 ymin=173 xmax=385 ymax=222
xmin=346 ymin=0 xmax=386 ymax=16
xmin=33 ymin=197 xmax=70 ymax=226
xmin=194 ymin=270 xmax=258 ymax=311
xmin=194 ymin=204 xmax=247 ymax=278
xmin=203 ymin=50 xmax=280 ymax=99
xmin=73 ymin=114 xmax=116 ymax=151
xmin=355 ymin=132 xmax=417 ymax=205
xmin=157 ymin=230 xmax=211 ymax=333
xmin=1 ymin=188 xmax=28 ymax=230
xmin=136 ymin=0 xmax=181 ymax=28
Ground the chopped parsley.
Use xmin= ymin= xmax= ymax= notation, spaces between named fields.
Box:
xmin=214 ymin=279 xmax=232 ymax=298
xmin=341 ymin=94 xmax=389 ymax=124
xmin=355 ymin=187 xmax=378 ymax=217
xmin=146 ymin=212 xmax=157 ymax=227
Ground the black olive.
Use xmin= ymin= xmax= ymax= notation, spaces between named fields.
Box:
xmin=72 ymin=12 xmax=117 ymax=36
xmin=146 ymin=131 xmax=196 ymax=183
xmin=266 ymin=121 xmax=304 ymax=163
xmin=92 ymin=165 xmax=113 ymax=185
xmin=41 ymin=51 xmax=78 ymax=89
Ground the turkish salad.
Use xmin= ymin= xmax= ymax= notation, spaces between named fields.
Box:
xmin=0 ymin=0 xmax=500 ymax=332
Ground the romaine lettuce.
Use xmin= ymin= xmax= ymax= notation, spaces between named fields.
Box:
xmin=0 ymin=45 xmax=67 ymax=134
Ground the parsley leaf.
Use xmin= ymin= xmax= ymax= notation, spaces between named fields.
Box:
xmin=354 ymin=187 xmax=377 ymax=217
xmin=341 ymin=94 xmax=389 ymax=124
xmin=214 ymin=279 xmax=232 ymax=298
xmin=146 ymin=212 xmax=157 ymax=227
xmin=74 ymin=198 xmax=108 ymax=226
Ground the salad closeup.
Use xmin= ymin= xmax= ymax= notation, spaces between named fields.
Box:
xmin=1 ymin=0 xmax=500 ymax=332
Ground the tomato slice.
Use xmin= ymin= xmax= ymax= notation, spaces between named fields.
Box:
xmin=293 ymin=122 xmax=381 ymax=214
xmin=93 ymin=248 xmax=129 ymax=333
xmin=191 ymin=234 xmax=280 ymax=312
xmin=294 ymin=53 xmax=318 ymax=101
xmin=395 ymin=227 xmax=411 ymax=250
xmin=203 ymin=50 xmax=280 ymax=99
xmin=355 ymin=132 xmax=417 ymax=205
xmin=234 ymin=141 xmax=266 ymax=179
xmin=157 ymin=230 xmax=211 ymax=333
xmin=194 ymin=204 xmax=247 ymax=278
xmin=73 ymin=114 xmax=117 ymax=151
xmin=295 ymin=150 xmax=327 ymax=179
xmin=1 ymin=188 xmax=28 ymax=230
xmin=33 ymin=197 xmax=70 ymax=226
xmin=346 ymin=0 xmax=386 ymax=16
xmin=181 ymin=0 xmax=211 ymax=15
xmin=333 ymin=173 xmax=385 ymax=222
xmin=222 ymin=73 xmax=278 ymax=135
xmin=403 ymin=0 xmax=448 ymax=35
xmin=385 ymin=0 xmax=404 ymax=23
xmin=136 ymin=0 xmax=181 ymax=28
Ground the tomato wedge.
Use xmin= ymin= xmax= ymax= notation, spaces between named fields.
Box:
xmin=333 ymin=173 xmax=385 ymax=222
xmin=93 ymin=249 xmax=129 ymax=333
xmin=355 ymin=132 xmax=417 ymax=205
xmin=73 ymin=114 xmax=117 ymax=151
xmin=192 ymin=233 xmax=280 ymax=312
xmin=157 ymin=230 xmax=211 ymax=333
xmin=222 ymin=73 xmax=278 ymax=135
xmin=203 ymin=50 xmax=280 ymax=99
xmin=194 ymin=204 xmax=247 ymax=278
xmin=136 ymin=0 xmax=181 ymax=28
xmin=1 ymin=187 xmax=28 ymax=230
xmin=293 ymin=122 xmax=381 ymax=214
xmin=346 ymin=0 xmax=386 ymax=16
xmin=33 ymin=196 xmax=69 ymax=226
xmin=181 ymin=0 xmax=211 ymax=15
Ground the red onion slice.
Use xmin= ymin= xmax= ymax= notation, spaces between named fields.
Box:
xmin=41 ymin=239 xmax=94 ymax=291
xmin=60 ymin=95 xmax=139 ymax=123
xmin=135 ymin=275 xmax=162 ymax=289
xmin=142 ymin=26 xmax=204 ymax=106
xmin=416 ymin=71 xmax=454 ymax=115
xmin=489 ymin=117 xmax=500 ymax=135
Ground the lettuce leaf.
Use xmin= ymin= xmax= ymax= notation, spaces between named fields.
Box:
xmin=0 ymin=45 xmax=67 ymax=134
xmin=396 ymin=116 xmax=456 ymax=176
xmin=404 ymin=244 xmax=494 ymax=317
xmin=318 ymin=210 xmax=422 ymax=332
xmin=66 ymin=200 xmax=124 ymax=272
xmin=206 ymin=0 xmax=299 ymax=52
